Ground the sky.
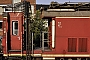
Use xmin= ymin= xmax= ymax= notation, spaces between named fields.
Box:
xmin=36 ymin=0 xmax=90 ymax=4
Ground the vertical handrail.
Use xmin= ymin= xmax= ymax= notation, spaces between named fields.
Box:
xmin=52 ymin=20 xmax=55 ymax=48
xmin=42 ymin=31 xmax=50 ymax=51
xmin=42 ymin=32 xmax=44 ymax=51
xmin=40 ymin=32 xmax=42 ymax=47
xmin=32 ymin=32 xmax=33 ymax=55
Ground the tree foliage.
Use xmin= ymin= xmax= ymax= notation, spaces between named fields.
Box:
xmin=31 ymin=10 xmax=48 ymax=48
xmin=31 ymin=10 xmax=47 ymax=32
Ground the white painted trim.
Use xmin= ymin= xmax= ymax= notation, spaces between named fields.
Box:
xmin=56 ymin=17 xmax=90 ymax=18
xmin=5 ymin=11 xmax=22 ymax=12
xmin=33 ymin=54 xmax=42 ymax=56
xmin=3 ymin=17 xmax=7 ymax=18
xmin=12 ymin=20 xmax=19 ymax=36
xmin=3 ymin=54 xmax=42 ymax=56
xmin=3 ymin=54 xmax=90 ymax=57
xmin=3 ymin=54 xmax=8 ymax=56
xmin=0 ymin=5 xmax=7 ymax=6
xmin=8 ymin=54 xmax=23 ymax=56
xmin=0 ymin=21 xmax=3 ymax=22
xmin=3 ymin=8 xmax=5 ymax=12
xmin=43 ymin=58 xmax=55 ymax=59
xmin=42 ymin=54 xmax=90 ymax=57
xmin=52 ymin=20 xmax=55 ymax=48
xmin=47 ymin=9 xmax=75 ymax=11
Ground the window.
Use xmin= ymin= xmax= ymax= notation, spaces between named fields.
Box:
xmin=31 ymin=5 xmax=34 ymax=14
xmin=68 ymin=38 xmax=77 ymax=52
xmin=0 ymin=20 xmax=3 ymax=30
xmin=12 ymin=21 xmax=18 ymax=35
xmin=0 ymin=22 xmax=2 ymax=29
xmin=78 ymin=38 xmax=87 ymax=52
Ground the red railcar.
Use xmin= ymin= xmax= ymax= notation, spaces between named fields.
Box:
xmin=2 ymin=12 xmax=25 ymax=59
xmin=2 ymin=12 xmax=90 ymax=60
xmin=33 ymin=17 xmax=90 ymax=60
xmin=2 ymin=2 xmax=90 ymax=60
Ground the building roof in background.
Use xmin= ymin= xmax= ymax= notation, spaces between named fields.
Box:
xmin=42 ymin=11 xmax=90 ymax=17
xmin=36 ymin=4 xmax=49 ymax=10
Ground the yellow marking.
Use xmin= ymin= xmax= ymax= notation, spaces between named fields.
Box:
xmin=3 ymin=54 xmax=90 ymax=57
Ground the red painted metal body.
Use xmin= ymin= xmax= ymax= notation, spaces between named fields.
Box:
xmin=55 ymin=18 xmax=90 ymax=54
xmin=2 ymin=17 xmax=8 ymax=54
xmin=34 ymin=17 xmax=90 ymax=58
xmin=2 ymin=12 xmax=90 ymax=59
xmin=9 ymin=12 xmax=24 ymax=50
xmin=2 ymin=12 xmax=24 ymax=56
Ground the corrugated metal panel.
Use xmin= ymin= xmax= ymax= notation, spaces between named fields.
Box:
xmin=72 ymin=38 xmax=77 ymax=52
xmin=68 ymin=38 xmax=72 ymax=52
xmin=78 ymin=38 xmax=82 ymax=52
xmin=68 ymin=38 xmax=77 ymax=52
xmin=78 ymin=38 xmax=87 ymax=52
xmin=83 ymin=38 xmax=87 ymax=52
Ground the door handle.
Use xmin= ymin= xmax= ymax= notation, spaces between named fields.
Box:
xmin=17 ymin=37 xmax=20 ymax=40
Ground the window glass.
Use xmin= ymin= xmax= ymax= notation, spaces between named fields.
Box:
xmin=12 ymin=21 xmax=18 ymax=35
xmin=0 ymin=21 xmax=2 ymax=30
xmin=0 ymin=22 xmax=2 ymax=29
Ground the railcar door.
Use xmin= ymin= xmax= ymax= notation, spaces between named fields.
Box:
xmin=9 ymin=12 xmax=23 ymax=50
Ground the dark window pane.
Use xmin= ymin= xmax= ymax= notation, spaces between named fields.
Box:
xmin=0 ymin=22 xmax=2 ymax=29
xmin=12 ymin=21 xmax=18 ymax=35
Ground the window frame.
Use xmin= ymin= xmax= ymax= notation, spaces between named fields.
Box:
xmin=0 ymin=20 xmax=3 ymax=31
xmin=12 ymin=21 xmax=19 ymax=36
